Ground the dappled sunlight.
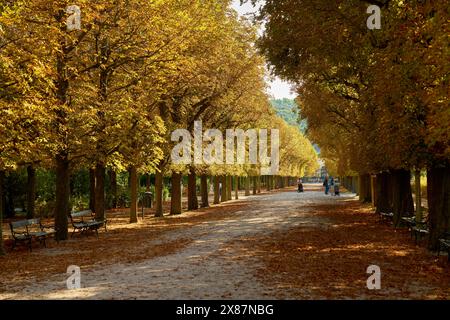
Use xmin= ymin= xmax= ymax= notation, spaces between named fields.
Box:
xmin=225 ymin=192 xmax=450 ymax=300
xmin=1 ymin=186 xmax=449 ymax=300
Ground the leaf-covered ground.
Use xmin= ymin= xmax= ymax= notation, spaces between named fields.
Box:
xmin=0 ymin=185 xmax=448 ymax=299
xmin=229 ymin=196 xmax=450 ymax=299
xmin=0 ymin=198 xmax=252 ymax=293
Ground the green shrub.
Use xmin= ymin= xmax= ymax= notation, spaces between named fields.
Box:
xmin=70 ymin=194 xmax=90 ymax=212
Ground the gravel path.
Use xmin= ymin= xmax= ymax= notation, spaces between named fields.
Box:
xmin=1 ymin=184 xmax=356 ymax=300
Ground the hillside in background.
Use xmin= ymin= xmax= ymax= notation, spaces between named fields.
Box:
xmin=271 ymin=98 xmax=306 ymax=131
xmin=271 ymin=98 xmax=321 ymax=154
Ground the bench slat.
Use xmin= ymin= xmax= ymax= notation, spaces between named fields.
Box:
xmin=10 ymin=220 xmax=31 ymax=228
xmin=71 ymin=210 xmax=93 ymax=218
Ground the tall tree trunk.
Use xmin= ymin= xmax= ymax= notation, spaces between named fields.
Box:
xmin=359 ymin=174 xmax=372 ymax=203
xmin=53 ymin=15 xmax=72 ymax=240
xmin=221 ymin=175 xmax=227 ymax=203
xmin=0 ymin=171 xmax=5 ymax=255
xmin=129 ymin=166 xmax=138 ymax=223
xmin=387 ymin=174 xmax=394 ymax=210
xmin=0 ymin=171 xmax=5 ymax=220
xmin=200 ymin=175 xmax=209 ymax=208
xmin=171 ymin=173 xmax=182 ymax=215
xmin=414 ymin=170 xmax=422 ymax=223
xmin=109 ymin=170 xmax=117 ymax=209
xmin=245 ymin=177 xmax=251 ymax=196
xmin=427 ymin=164 xmax=450 ymax=250
xmin=154 ymin=171 xmax=164 ymax=217
xmin=253 ymin=176 xmax=257 ymax=195
xmin=89 ymin=168 xmax=96 ymax=211
xmin=188 ymin=171 xmax=199 ymax=210
xmin=350 ymin=176 xmax=356 ymax=194
xmin=213 ymin=176 xmax=220 ymax=204
xmin=26 ymin=165 xmax=36 ymax=219
xmin=54 ymin=154 xmax=70 ymax=241
xmin=94 ymin=163 xmax=105 ymax=221
xmin=227 ymin=176 xmax=232 ymax=201
xmin=224 ymin=175 xmax=229 ymax=202
xmin=4 ymin=173 xmax=14 ymax=218
xmin=257 ymin=176 xmax=261 ymax=193
xmin=234 ymin=176 xmax=239 ymax=200
xmin=371 ymin=175 xmax=376 ymax=207
xmin=391 ymin=169 xmax=414 ymax=226
xmin=375 ymin=172 xmax=392 ymax=214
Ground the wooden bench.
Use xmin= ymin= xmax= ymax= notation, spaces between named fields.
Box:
xmin=401 ymin=216 xmax=416 ymax=228
xmin=9 ymin=218 xmax=56 ymax=252
xmin=438 ymin=232 xmax=450 ymax=262
xmin=401 ymin=216 xmax=425 ymax=239
xmin=412 ymin=222 xmax=429 ymax=244
xmin=70 ymin=210 xmax=106 ymax=238
xmin=379 ymin=212 xmax=394 ymax=223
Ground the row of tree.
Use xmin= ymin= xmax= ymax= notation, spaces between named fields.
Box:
xmin=0 ymin=0 xmax=318 ymax=254
xmin=251 ymin=0 xmax=449 ymax=249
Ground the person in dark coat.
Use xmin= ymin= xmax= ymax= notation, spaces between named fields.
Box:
xmin=323 ymin=176 xmax=329 ymax=195
xmin=297 ymin=178 xmax=304 ymax=193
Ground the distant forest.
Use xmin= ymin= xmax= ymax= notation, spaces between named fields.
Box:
xmin=270 ymin=98 xmax=307 ymax=133
xmin=271 ymin=99 xmax=321 ymax=154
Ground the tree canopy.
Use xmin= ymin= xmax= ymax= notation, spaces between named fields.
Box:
xmin=249 ymin=0 xmax=449 ymax=248
xmin=0 ymin=0 xmax=318 ymax=245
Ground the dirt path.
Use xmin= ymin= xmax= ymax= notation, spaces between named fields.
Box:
xmin=1 ymin=185 xmax=448 ymax=300
xmin=0 ymin=185 xmax=342 ymax=299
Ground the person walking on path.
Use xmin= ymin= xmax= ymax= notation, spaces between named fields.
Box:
xmin=323 ymin=176 xmax=329 ymax=195
xmin=329 ymin=177 xmax=335 ymax=196
xmin=297 ymin=178 xmax=304 ymax=193
xmin=334 ymin=179 xmax=340 ymax=196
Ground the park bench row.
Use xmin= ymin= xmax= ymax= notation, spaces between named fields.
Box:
xmin=376 ymin=211 xmax=450 ymax=262
xmin=9 ymin=210 xmax=107 ymax=251
xmin=70 ymin=210 xmax=107 ymax=238
xmin=9 ymin=218 xmax=56 ymax=251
